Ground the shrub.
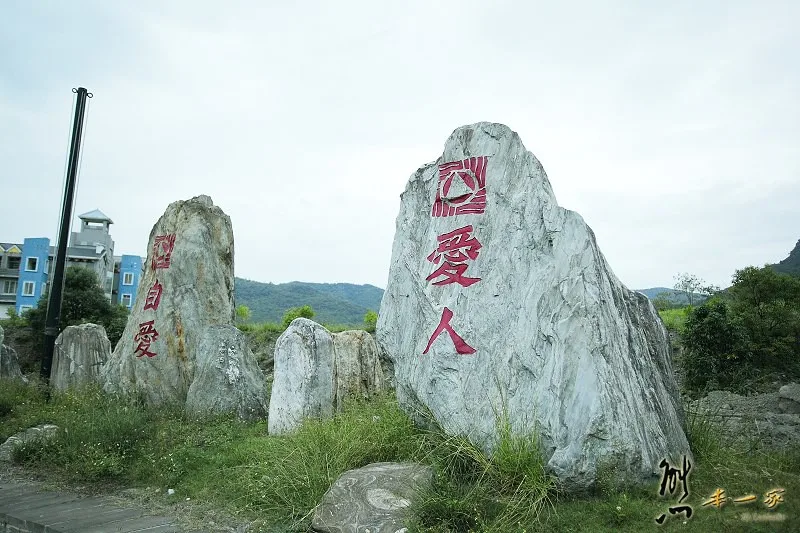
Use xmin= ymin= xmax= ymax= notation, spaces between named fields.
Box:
xmin=281 ymin=305 xmax=315 ymax=328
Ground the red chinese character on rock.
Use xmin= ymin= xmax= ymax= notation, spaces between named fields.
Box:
xmin=134 ymin=320 xmax=159 ymax=358
xmin=432 ymin=156 xmax=488 ymax=217
xmin=143 ymin=280 xmax=163 ymax=311
xmin=426 ymin=225 xmax=482 ymax=287
xmin=423 ymin=307 xmax=476 ymax=355
xmin=151 ymin=234 xmax=176 ymax=270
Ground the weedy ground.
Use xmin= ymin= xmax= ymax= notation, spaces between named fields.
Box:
xmin=1 ymin=378 xmax=798 ymax=532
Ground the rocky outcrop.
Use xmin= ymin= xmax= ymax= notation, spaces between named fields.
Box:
xmin=185 ymin=325 xmax=268 ymax=421
xmin=377 ymin=122 xmax=690 ymax=490
xmin=101 ymin=195 xmax=236 ymax=407
xmin=269 ymin=321 xmax=388 ymax=435
xmin=0 ymin=325 xmax=27 ymax=383
xmin=50 ymin=323 xmax=111 ymax=391
xmin=312 ymin=462 xmax=432 ymax=533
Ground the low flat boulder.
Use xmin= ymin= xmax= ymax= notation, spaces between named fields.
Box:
xmin=185 ymin=325 xmax=268 ymax=420
xmin=0 ymin=424 xmax=59 ymax=462
xmin=312 ymin=462 xmax=433 ymax=533
xmin=50 ymin=323 xmax=111 ymax=391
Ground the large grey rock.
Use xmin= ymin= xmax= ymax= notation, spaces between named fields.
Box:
xmin=332 ymin=330 xmax=387 ymax=410
xmin=377 ymin=122 xmax=690 ymax=491
xmin=101 ymin=195 xmax=235 ymax=406
xmin=186 ymin=325 xmax=268 ymax=421
xmin=269 ymin=321 xmax=390 ymax=435
xmin=50 ymin=323 xmax=111 ymax=391
xmin=0 ymin=424 xmax=59 ymax=462
xmin=268 ymin=319 xmax=335 ymax=435
xmin=312 ymin=462 xmax=432 ymax=533
xmin=778 ymin=383 xmax=800 ymax=414
xmin=0 ymin=325 xmax=27 ymax=383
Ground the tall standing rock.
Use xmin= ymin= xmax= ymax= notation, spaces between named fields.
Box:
xmin=101 ymin=195 xmax=235 ymax=406
xmin=377 ymin=122 xmax=690 ymax=490
xmin=331 ymin=330 xmax=387 ymax=411
xmin=50 ymin=323 xmax=111 ymax=391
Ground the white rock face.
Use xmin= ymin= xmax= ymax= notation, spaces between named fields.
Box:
xmin=50 ymin=323 xmax=111 ymax=391
xmin=269 ymin=322 xmax=387 ymax=434
xmin=0 ymin=325 xmax=27 ymax=383
xmin=186 ymin=325 xmax=268 ymax=420
xmin=269 ymin=318 xmax=335 ymax=435
xmin=332 ymin=330 xmax=387 ymax=411
xmin=101 ymin=195 xmax=235 ymax=406
xmin=377 ymin=122 xmax=690 ymax=490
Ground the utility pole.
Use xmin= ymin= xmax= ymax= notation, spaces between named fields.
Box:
xmin=40 ymin=87 xmax=92 ymax=383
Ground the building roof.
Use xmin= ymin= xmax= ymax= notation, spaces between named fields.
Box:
xmin=78 ymin=209 xmax=114 ymax=224
xmin=0 ymin=243 xmax=22 ymax=253
xmin=48 ymin=245 xmax=104 ymax=259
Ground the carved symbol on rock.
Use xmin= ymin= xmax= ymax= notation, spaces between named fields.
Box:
xmin=143 ymin=279 xmax=163 ymax=311
xmin=426 ymin=225 xmax=482 ymax=287
xmin=134 ymin=320 xmax=159 ymax=358
xmin=151 ymin=234 xmax=176 ymax=270
xmin=432 ymin=156 xmax=488 ymax=217
xmin=423 ymin=307 xmax=476 ymax=355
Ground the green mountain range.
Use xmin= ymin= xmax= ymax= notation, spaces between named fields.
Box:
xmin=771 ymin=239 xmax=800 ymax=276
xmin=234 ymin=239 xmax=799 ymax=325
xmin=234 ymin=278 xmax=384 ymax=325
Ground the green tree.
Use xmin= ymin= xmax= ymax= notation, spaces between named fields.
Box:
xmin=24 ymin=266 xmax=130 ymax=361
xmin=235 ymin=304 xmax=252 ymax=323
xmin=364 ymin=309 xmax=378 ymax=333
xmin=673 ymin=273 xmax=719 ymax=307
xmin=281 ymin=305 xmax=315 ymax=328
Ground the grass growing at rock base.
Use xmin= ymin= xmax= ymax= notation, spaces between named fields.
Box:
xmin=2 ymin=378 xmax=799 ymax=532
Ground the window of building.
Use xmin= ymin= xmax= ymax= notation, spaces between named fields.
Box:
xmin=25 ymin=257 xmax=39 ymax=272
xmin=22 ymin=281 xmax=35 ymax=296
xmin=122 ymin=294 xmax=132 ymax=307
xmin=123 ymin=272 xmax=134 ymax=285
xmin=19 ymin=305 xmax=33 ymax=313
xmin=8 ymin=256 xmax=20 ymax=270
xmin=2 ymin=280 xmax=17 ymax=295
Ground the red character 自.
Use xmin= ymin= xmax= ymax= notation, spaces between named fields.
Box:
xmin=426 ymin=225 xmax=482 ymax=287
xmin=151 ymin=234 xmax=176 ymax=270
xmin=423 ymin=307 xmax=476 ymax=355
xmin=134 ymin=320 xmax=159 ymax=358
xmin=143 ymin=280 xmax=163 ymax=311
xmin=432 ymin=156 xmax=488 ymax=217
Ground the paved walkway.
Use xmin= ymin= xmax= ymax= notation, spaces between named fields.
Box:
xmin=0 ymin=481 xmax=181 ymax=533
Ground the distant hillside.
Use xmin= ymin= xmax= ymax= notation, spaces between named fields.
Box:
xmin=234 ymin=278 xmax=384 ymax=325
xmin=771 ymin=239 xmax=800 ymax=276
xmin=636 ymin=287 xmax=707 ymax=306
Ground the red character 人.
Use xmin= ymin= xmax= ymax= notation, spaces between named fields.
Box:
xmin=423 ymin=307 xmax=476 ymax=355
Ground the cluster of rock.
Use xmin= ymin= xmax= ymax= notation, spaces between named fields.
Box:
xmin=268 ymin=319 xmax=387 ymax=435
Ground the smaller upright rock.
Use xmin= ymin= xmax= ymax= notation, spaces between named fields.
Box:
xmin=332 ymin=330 xmax=387 ymax=410
xmin=312 ymin=462 xmax=433 ymax=533
xmin=185 ymin=325 xmax=268 ymax=420
xmin=269 ymin=318 xmax=335 ymax=435
xmin=0 ymin=325 xmax=27 ymax=383
xmin=50 ymin=323 xmax=111 ymax=391
xmin=778 ymin=383 xmax=800 ymax=414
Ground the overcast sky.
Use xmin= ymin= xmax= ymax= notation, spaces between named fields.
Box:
xmin=2 ymin=1 xmax=798 ymax=291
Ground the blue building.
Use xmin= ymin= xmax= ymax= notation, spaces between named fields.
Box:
xmin=0 ymin=210 xmax=144 ymax=317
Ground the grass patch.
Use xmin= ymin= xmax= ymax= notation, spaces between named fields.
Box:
xmin=2 ymin=378 xmax=798 ymax=532
xmin=659 ymin=306 xmax=690 ymax=334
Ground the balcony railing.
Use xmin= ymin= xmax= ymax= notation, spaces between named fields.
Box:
xmin=0 ymin=268 xmax=20 ymax=278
